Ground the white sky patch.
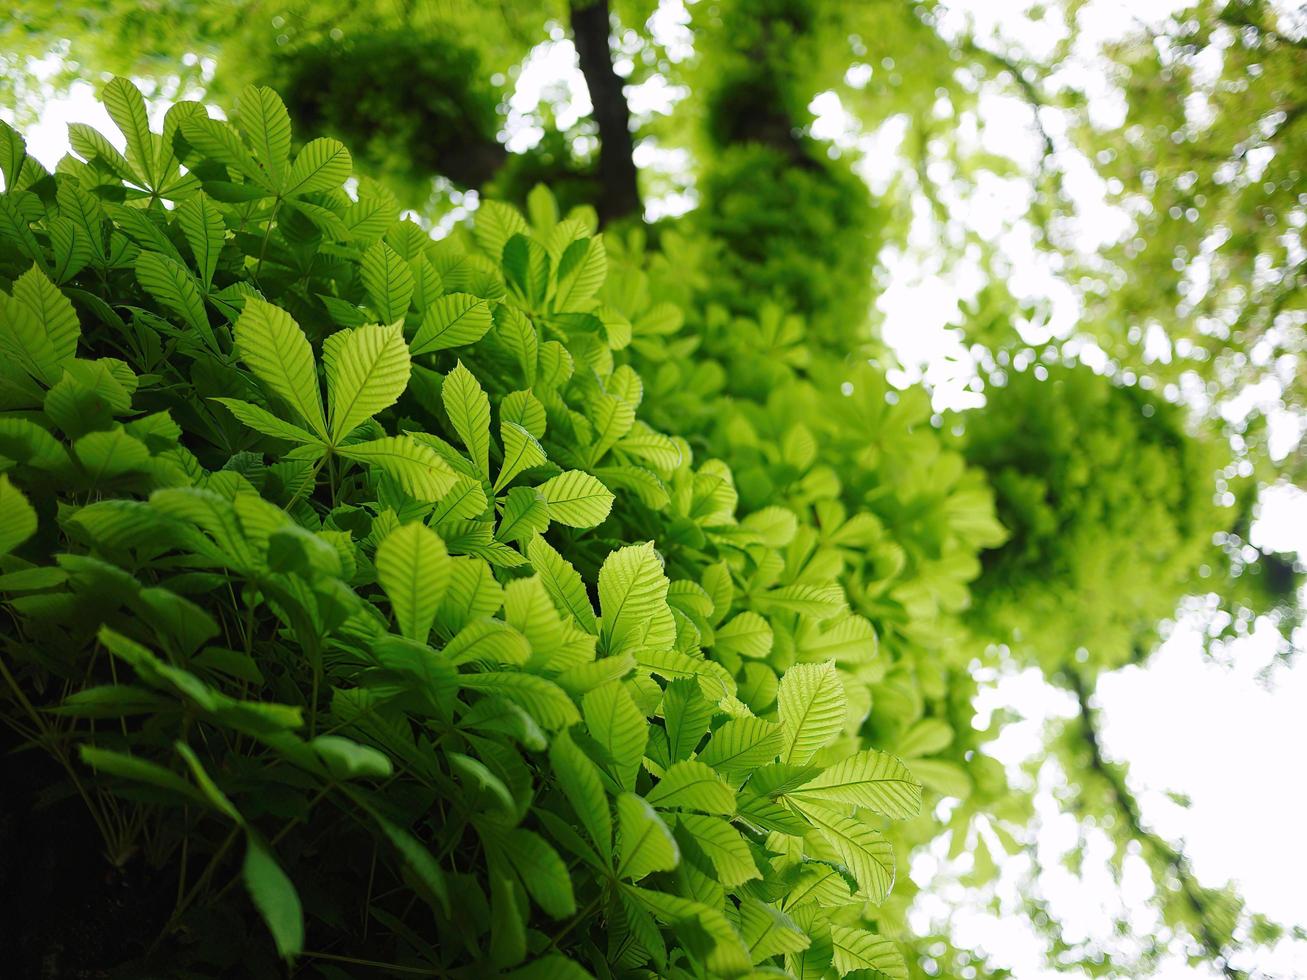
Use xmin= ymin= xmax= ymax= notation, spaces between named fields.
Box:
xmin=503 ymin=36 xmax=591 ymax=153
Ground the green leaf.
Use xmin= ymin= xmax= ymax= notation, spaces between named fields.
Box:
xmin=212 ymin=398 xmax=318 ymax=444
xmin=102 ymin=77 xmax=155 ymax=188
xmin=47 ymin=684 xmax=163 ymax=717
xmin=474 ymin=200 xmax=528 ymax=261
xmin=495 ymin=421 xmax=547 ymax=493
xmin=78 ymin=745 xmax=206 ymax=806
xmin=537 ymin=470 xmax=614 ymax=528
xmin=496 ymin=828 xmax=576 ymax=919
xmin=662 ymin=679 xmax=715 ymax=763
xmin=0 ymin=192 xmax=43 ymax=270
xmin=49 ymin=217 xmax=91 ymax=283
xmin=582 ymin=681 xmax=646 ymax=791
xmin=496 ymin=486 xmax=550 ymax=543
xmin=627 ymin=886 xmax=752 ymax=977
xmin=503 ymin=235 xmax=551 ymax=308
xmin=906 ymin=759 xmax=972 ymax=799
xmin=675 ymin=813 xmax=758 ymax=886
xmin=598 ymin=542 xmax=675 ymax=658
xmin=786 ymin=749 xmax=921 ymax=820
xmin=755 ymin=584 xmax=846 ymax=619
xmin=829 ymin=925 xmax=906 ymax=979
xmin=0 ymin=264 xmax=81 ymax=386
xmin=451 ymin=752 xmax=517 ymax=812
xmin=502 ymin=390 xmax=547 ymax=439
xmin=488 ymin=866 xmax=527 ymax=969
xmin=462 ymin=697 xmax=547 ymax=752
xmin=646 ymin=761 xmax=735 ymax=815
xmin=0 ymin=119 xmax=36 ymax=189
xmin=157 ymin=99 xmax=202 ymax=193
xmin=459 ymin=673 xmax=579 ymax=730
xmin=778 ymin=662 xmax=847 ymax=764
xmin=444 ymin=618 xmax=530 ymax=667
xmin=714 ymin=612 xmax=774 ymax=659
xmin=236 ymin=85 xmax=292 ymax=186
xmin=56 ymin=183 xmax=106 ymax=258
xmin=410 ymin=292 xmax=492 ymax=355
xmin=442 ymin=361 xmax=491 ymax=478
xmin=179 ymin=114 xmax=265 ymax=187
xmin=782 ymin=865 xmax=853 ymax=913
xmin=525 ymin=182 xmax=559 ymax=231
xmin=68 ymin=121 xmax=137 ymax=183
xmin=309 ymin=735 xmax=393 ymax=779
xmin=787 ymin=911 xmax=835 ymax=979
xmin=361 ymin=240 xmax=415 ymax=324
xmin=375 ymin=522 xmax=450 ymax=642
xmin=0 ymin=418 xmax=64 ymax=470
xmin=785 ymin=799 xmax=895 ymax=902
xmin=73 ymin=428 xmax=151 ymax=481
xmin=795 ymin=613 xmax=877 ymax=664
xmin=368 ymin=810 xmax=449 ymax=916
xmin=526 ymin=536 xmax=597 ymax=633
xmin=323 ymin=322 xmax=411 ymax=442
xmin=586 ymin=395 xmax=635 ymax=464
xmin=336 ymin=435 xmax=458 ymax=501
xmin=738 ymin=896 xmax=811 ymax=963
xmin=243 ymin=834 xmax=304 ymax=959
xmin=495 ymin=307 xmax=539 ymax=384
xmin=431 ymin=474 xmax=489 ymax=522
xmin=173 ymin=741 xmax=242 ymax=821
xmin=177 ymin=194 xmax=225 ymax=288
xmin=617 ymin=792 xmax=679 ymax=881
xmin=895 ymin=719 xmax=953 ymax=759
xmin=697 ymin=716 xmax=784 ymax=777
xmin=135 ymin=251 xmax=216 ymax=351
xmin=549 ymin=728 xmax=612 ymax=858
xmin=284 ymin=137 xmax=351 ymax=196
xmin=553 ymin=236 xmax=607 ymax=311
xmin=233 ymin=298 xmax=327 ymax=440
xmin=0 ymin=475 xmax=38 ymax=555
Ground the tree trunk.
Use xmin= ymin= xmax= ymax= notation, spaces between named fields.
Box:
xmin=569 ymin=0 xmax=642 ymax=224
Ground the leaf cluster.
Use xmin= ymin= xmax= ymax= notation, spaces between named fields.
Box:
xmin=0 ymin=81 xmax=927 ymax=978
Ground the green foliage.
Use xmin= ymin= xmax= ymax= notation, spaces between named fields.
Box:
xmin=961 ymin=363 xmax=1226 ymax=670
xmin=1063 ymin=0 xmax=1307 ymax=427
xmin=271 ymin=30 xmax=507 ymax=201
xmin=596 ymin=166 xmax=1017 ymax=965
xmin=0 ymin=80 xmax=929 ymax=977
xmin=691 ymin=145 xmax=883 ymax=352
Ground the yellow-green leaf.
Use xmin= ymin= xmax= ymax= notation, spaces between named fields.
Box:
xmin=323 ymin=322 xmax=410 ymax=442
xmin=376 ymin=522 xmax=450 ymax=642
xmin=0 ymin=475 xmax=38 ymax=555
xmin=442 ymin=360 xmax=491 ymax=478
xmin=537 ymin=470 xmax=613 ymax=529
xmin=778 ymin=661 xmax=847 ymax=764
xmin=233 ymin=298 xmax=327 ymax=439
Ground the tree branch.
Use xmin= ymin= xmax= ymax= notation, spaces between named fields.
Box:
xmin=1068 ymin=671 xmax=1246 ymax=980
xmin=569 ymin=0 xmax=642 ymax=224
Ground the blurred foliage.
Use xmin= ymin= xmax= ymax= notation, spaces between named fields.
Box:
xmin=690 ymin=145 xmax=884 ymax=351
xmin=269 ymin=31 xmax=506 ymax=200
xmin=1060 ymin=0 xmax=1307 ymax=457
xmin=962 ymin=363 xmax=1226 ymax=672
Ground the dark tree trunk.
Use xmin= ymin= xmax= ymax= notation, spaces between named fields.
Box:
xmin=569 ymin=0 xmax=642 ymax=224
